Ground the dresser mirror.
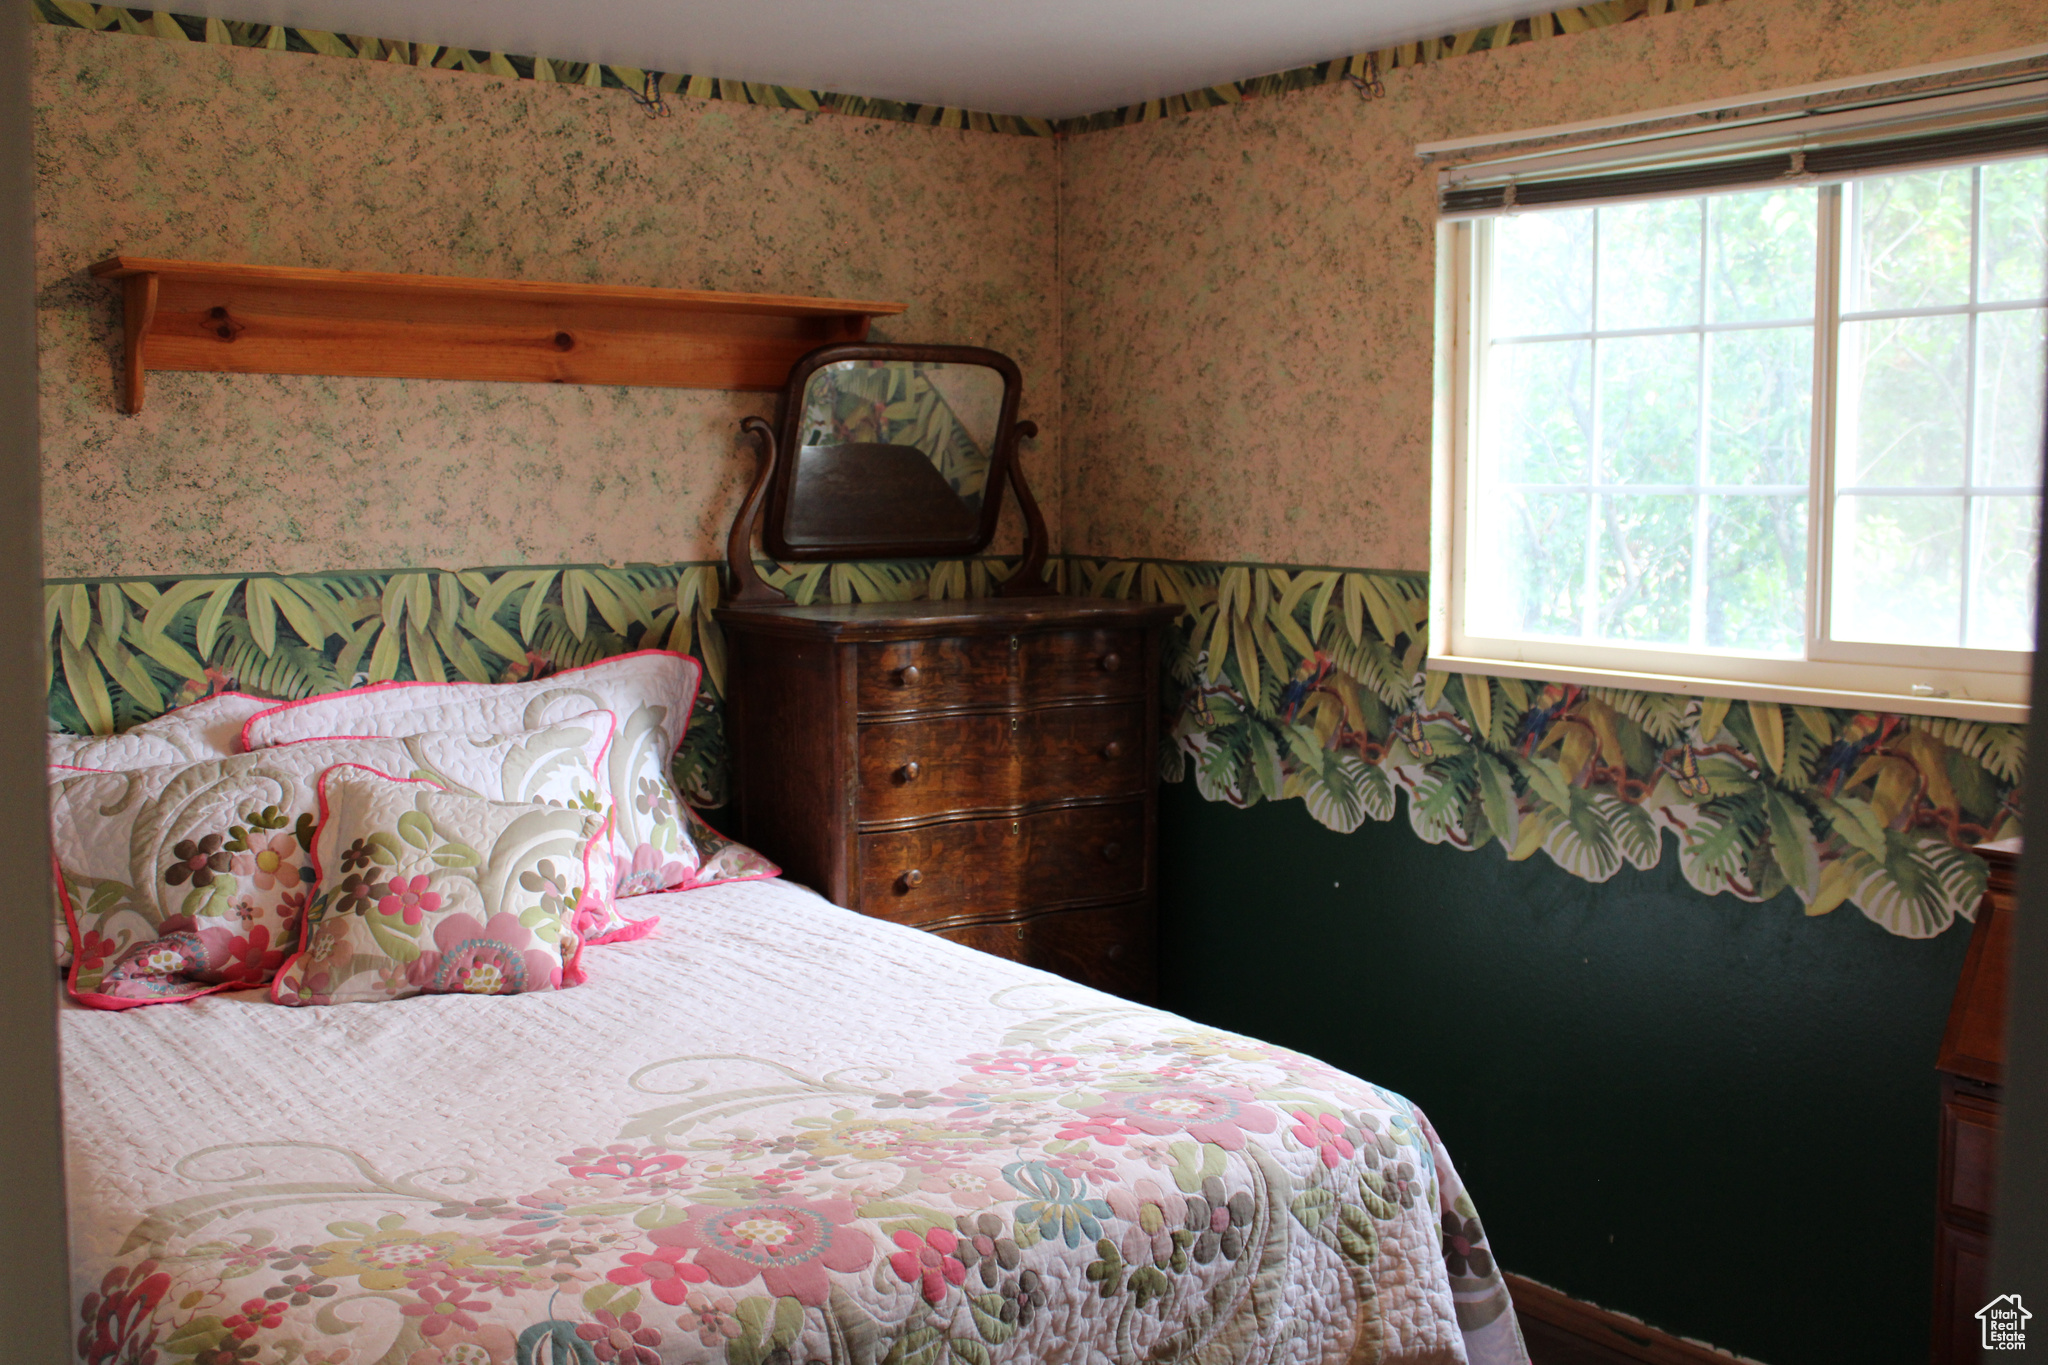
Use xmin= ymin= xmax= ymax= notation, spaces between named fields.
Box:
xmin=789 ymin=355 xmax=1003 ymax=544
xmin=727 ymin=342 xmax=1052 ymax=602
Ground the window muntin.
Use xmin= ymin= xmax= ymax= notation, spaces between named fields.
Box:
xmin=1454 ymin=155 xmax=2045 ymax=710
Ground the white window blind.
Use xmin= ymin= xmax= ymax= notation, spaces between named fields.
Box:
xmin=1435 ymin=60 xmax=2048 ymax=218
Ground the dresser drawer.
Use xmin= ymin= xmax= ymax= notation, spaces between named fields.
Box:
xmin=858 ymin=702 xmax=1148 ymax=823
xmin=1941 ymin=1086 xmax=1999 ymax=1222
xmin=1029 ymin=899 xmax=1156 ymax=1001
xmin=937 ymin=898 xmax=1155 ymax=1001
xmin=859 ymin=802 xmax=1146 ymax=924
xmin=857 ymin=628 xmax=1144 ymax=715
xmin=1934 ymin=1220 xmax=1992 ymax=1365
xmin=858 ymin=636 xmax=1013 ymax=714
xmin=1022 ymin=629 xmax=1145 ymax=703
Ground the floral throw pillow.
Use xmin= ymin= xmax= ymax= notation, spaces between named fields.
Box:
xmin=270 ymin=711 xmax=648 ymax=946
xmin=50 ymin=718 xmax=616 ymax=1009
xmin=271 ymin=765 xmax=601 ymax=1006
xmin=240 ymin=651 xmax=777 ymax=899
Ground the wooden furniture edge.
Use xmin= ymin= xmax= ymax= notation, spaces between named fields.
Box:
xmin=1936 ymin=839 xmax=2019 ymax=1083
xmin=88 ymin=255 xmax=906 ymax=413
xmin=715 ymin=598 xmax=1183 ymax=639
xmin=87 ymin=256 xmax=906 ymax=317
xmin=119 ymin=272 xmax=156 ymax=417
xmin=1504 ymin=1273 xmax=1767 ymax=1365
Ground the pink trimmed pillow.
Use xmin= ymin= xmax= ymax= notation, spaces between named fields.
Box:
xmin=267 ymin=710 xmax=651 ymax=947
xmin=49 ymin=717 xmax=618 ymax=1009
xmin=240 ymin=650 xmax=777 ymax=900
xmin=46 ymin=692 xmax=289 ymax=973
xmin=48 ymin=692 xmax=273 ymax=770
xmin=272 ymin=765 xmax=600 ymax=1006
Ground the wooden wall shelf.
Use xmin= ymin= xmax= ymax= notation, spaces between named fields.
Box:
xmin=88 ymin=257 xmax=906 ymax=413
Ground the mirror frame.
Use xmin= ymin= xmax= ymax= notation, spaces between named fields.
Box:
xmin=764 ymin=342 xmax=1022 ymax=561
xmin=726 ymin=341 xmax=1054 ymax=604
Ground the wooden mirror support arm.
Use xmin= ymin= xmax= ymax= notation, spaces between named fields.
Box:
xmin=997 ymin=420 xmax=1057 ymax=597
xmin=725 ymin=416 xmax=788 ymax=605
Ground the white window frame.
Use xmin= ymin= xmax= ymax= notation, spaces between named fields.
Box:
xmin=1430 ymin=170 xmax=2039 ymax=723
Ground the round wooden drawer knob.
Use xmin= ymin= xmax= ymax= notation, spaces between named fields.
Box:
xmin=898 ymin=664 xmax=921 ymax=686
xmin=899 ymin=761 xmax=921 ymax=782
xmin=1102 ymin=740 xmax=1125 ymax=760
xmin=901 ymin=869 xmax=924 ymax=890
xmin=1103 ymin=842 xmax=1123 ymax=861
xmin=1100 ymin=652 xmax=1123 ymax=673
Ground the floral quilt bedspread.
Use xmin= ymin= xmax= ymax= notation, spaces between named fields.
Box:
xmin=60 ymin=879 xmax=1526 ymax=1365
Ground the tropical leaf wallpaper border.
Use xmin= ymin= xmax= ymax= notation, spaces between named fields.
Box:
xmin=44 ymin=553 xmax=2021 ymax=942
xmin=41 ymin=557 xmax=1039 ymax=812
xmin=31 ymin=0 xmax=1061 ymax=136
xmin=1068 ymin=557 xmax=2020 ymax=942
xmin=1055 ymin=0 xmax=1716 ymax=135
xmin=33 ymin=0 xmax=1720 ymax=139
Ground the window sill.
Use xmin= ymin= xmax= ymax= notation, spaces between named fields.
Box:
xmin=1426 ymin=652 xmax=2029 ymax=723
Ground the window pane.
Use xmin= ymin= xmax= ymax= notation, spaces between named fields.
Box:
xmin=1706 ymin=494 xmax=1806 ymax=655
xmin=1831 ymin=494 xmax=1964 ymax=646
xmin=1970 ymin=495 xmax=2040 ymax=652
xmin=1708 ymin=186 xmax=1817 ymax=323
xmin=1470 ymin=491 xmax=1588 ymax=639
xmin=1470 ymin=163 xmax=2042 ymax=672
xmin=1849 ymin=168 xmax=1973 ymax=312
xmin=1976 ymin=305 xmax=2047 ymax=488
xmin=1980 ymin=156 xmax=2048 ymax=304
xmin=1491 ymin=208 xmax=1592 ymax=337
xmin=1594 ymin=494 xmax=1693 ymax=644
xmin=1597 ymin=199 xmax=1702 ymax=330
xmin=1597 ymin=333 xmax=1698 ymax=485
xmin=1838 ymin=315 xmax=1968 ymax=488
xmin=1707 ymin=327 xmax=1811 ymax=486
xmin=1483 ymin=341 xmax=1591 ymax=482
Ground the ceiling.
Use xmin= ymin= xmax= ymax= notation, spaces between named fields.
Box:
xmin=178 ymin=0 xmax=1535 ymax=120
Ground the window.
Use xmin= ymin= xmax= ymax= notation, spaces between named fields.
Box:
xmin=1439 ymin=152 xmax=2046 ymax=716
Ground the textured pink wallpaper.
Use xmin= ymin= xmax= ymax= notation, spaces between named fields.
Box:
xmin=32 ymin=25 xmax=1059 ymax=578
xmin=36 ymin=0 xmax=2048 ymax=581
xmin=1057 ymin=0 xmax=2048 ymax=571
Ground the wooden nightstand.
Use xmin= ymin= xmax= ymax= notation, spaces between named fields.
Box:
xmin=1932 ymin=836 xmax=2019 ymax=1364
xmin=717 ymin=595 xmax=1179 ymax=1002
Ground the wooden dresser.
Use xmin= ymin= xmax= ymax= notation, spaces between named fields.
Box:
xmin=1933 ymin=836 xmax=2019 ymax=1364
xmin=717 ymin=595 xmax=1180 ymax=1001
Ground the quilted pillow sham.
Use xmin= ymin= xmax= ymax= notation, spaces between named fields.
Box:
xmin=47 ymin=692 xmax=273 ymax=770
xmin=240 ymin=650 xmax=776 ymax=898
xmin=44 ymin=692 xmax=275 ymax=973
xmin=50 ymin=717 xmax=617 ymax=1009
xmin=271 ymin=764 xmax=598 ymax=1006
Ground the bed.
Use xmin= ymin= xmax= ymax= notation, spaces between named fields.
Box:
xmin=61 ymin=876 xmax=1527 ymax=1365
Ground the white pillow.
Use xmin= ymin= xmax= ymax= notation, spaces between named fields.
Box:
xmin=48 ymin=693 xmax=274 ymax=770
xmin=240 ymin=651 xmax=755 ymax=900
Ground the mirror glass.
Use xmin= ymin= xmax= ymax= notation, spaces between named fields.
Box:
xmin=785 ymin=358 xmax=1006 ymax=547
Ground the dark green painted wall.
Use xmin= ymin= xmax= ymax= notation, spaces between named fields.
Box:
xmin=1154 ymin=779 xmax=1971 ymax=1365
